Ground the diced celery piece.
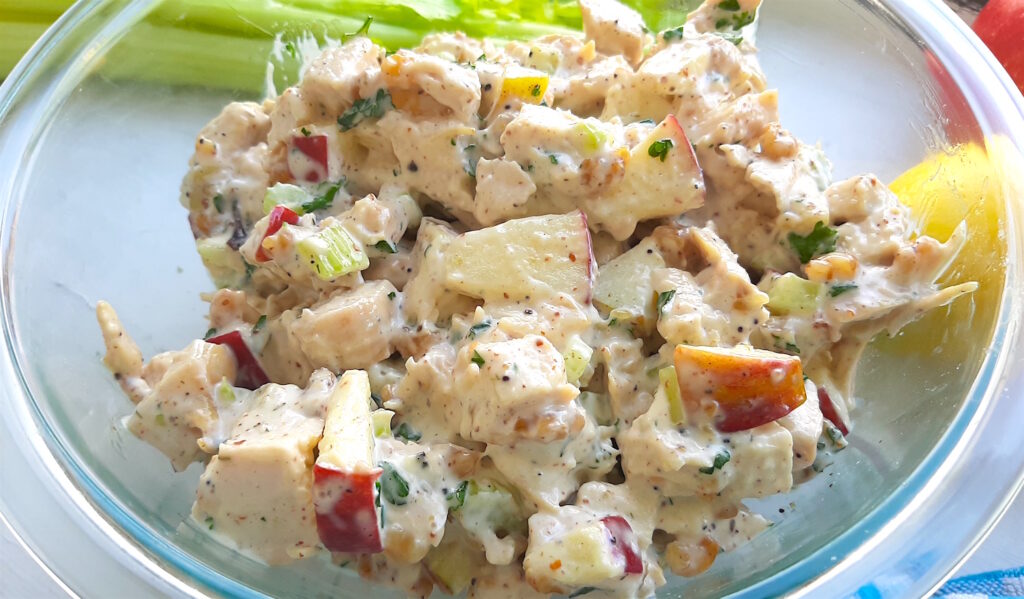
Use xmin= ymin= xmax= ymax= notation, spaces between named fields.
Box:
xmin=767 ymin=273 xmax=824 ymax=316
xmin=578 ymin=391 xmax=613 ymax=426
xmin=659 ymin=365 xmax=686 ymax=425
xmin=263 ymin=183 xmax=312 ymax=214
xmin=296 ymin=223 xmax=369 ymax=281
xmin=460 ymin=480 xmax=523 ymax=534
xmin=573 ymin=121 xmax=610 ymax=152
xmin=424 ymin=540 xmax=476 ymax=594
xmin=372 ymin=410 xmax=394 ymax=438
xmin=215 ymin=378 xmax=236 ymax=404
xmin=563 ymin=337 xmax=593 ymax=385
xmin=195 ymin=234 xmax=246 ymax=289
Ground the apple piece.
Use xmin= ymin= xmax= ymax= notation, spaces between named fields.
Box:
xmin=673 ymin=344 xmax=806 ymax=433
xmin=592 ymin=237 xmax=665 ymax=335
xmin=255 ymin=205 xmax=301 ymax=263
xmin=600 ymin=516 xmax=643 ymax=575
xmin=816 ymin=386 xmax=849 ymax=436
xmin=313 ymin=370 xmax=383 ymax=553
xmin=499 ymin=69 xmax=549 ymax=105
xmin=291 ymin=134 xmax=329 ymax=183
xmin=205 ymin=330 xmax=270 ymax=390
xmin=444 ymin=211 xmax=595 ymax=304
xmin=588 ymin=114 xmax=705 ymax=240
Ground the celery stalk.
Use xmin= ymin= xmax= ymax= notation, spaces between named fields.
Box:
xmin=297 ymin=223 xmax=368 ymax=280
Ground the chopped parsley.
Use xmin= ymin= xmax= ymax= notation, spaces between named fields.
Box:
xmin=283 ymin=41 xmax=297 ymax=59
xmin=205 ymin=516 xmax=214 ymax=530
xmin=340 ymin=16 xmax=373 ymax=43
xmin=648 ymin=138 xmax=674 ymax=162
xmin=549 ymin=154 xmax=559 ymax=165
xmin=714 ymin=30 xmax=744 ymax=45
xmin=212 ymin=194 xmax=225 ymax=214
xmin=445 ymin=480 xmax=469 ymax=511
xmin=662 ymin=26 xmax=685 ymax=42
xmin=301 ymin=180 xmax=343 ymax=213
xmin=471 ymin=350 xmax=485 ymax=367
xmin=204 ymin=327 xmax=217 ymax=339
xmin=374 ymin=239 xmax=398 ymax=254
xmin=698 ymin=449 xmax=731 ymax=474
xmin=657 ymin=289 xmax=676 ymax=313
xmin=530 ymin=84 xmax=542 ymax=97
xmin=468 ymin=320 xmax=493 ymax=339
xmin=387 ymin=291 xmax=397 ymax=300
xmin=829 ymin=283 xmax=858 ymax=297
xmin=394 ymin=422 xmax=422 ymax=442
xmin=772 ymin=335 xmax=801 ymax=354
xmin=300 ymin=127 xmax=311 ymax=137
xmin=378 ymin=462 xmax=410 ymax=506
xmin=719 ymin=0 xmax=741 ymax=10
xmin=787 ymin=221 xmax=838 ymax=263
xmin=337 ymin=88 xmax=393 ymax=131
xmin=252 ymin=315 xmax=267 ymax=333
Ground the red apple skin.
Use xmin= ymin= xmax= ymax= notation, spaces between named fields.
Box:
xmin=313 ymin=464 xmax=383 ymax=553
xmin=205 ymin=330 xmax=270 ymax=390
xmin=601 ymin=516 xmax=643 ymax=575
xmin=817 ymin=386 xmax=849 ymax=436
xmin=674 ymin=345 xmax=807 ymax=434
xmin=973 ymin=0 xmax=1024 ymax=95
xmin=291 ymin=134 xmax=329 ymax=183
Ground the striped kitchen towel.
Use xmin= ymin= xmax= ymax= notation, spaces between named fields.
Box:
xmin=935 ymin=567 xmax=1024 ymax=598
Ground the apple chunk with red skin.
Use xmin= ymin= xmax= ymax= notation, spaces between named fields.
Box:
xmin=444 ymin=210 xmax=595 ymax=304
xmin=673 ymin=345 xmax=806 ymax=433
xmin=588 ymin=114 xmax=705 ymax=240
xmin=313 ymin=370 xmax=383 ymax=553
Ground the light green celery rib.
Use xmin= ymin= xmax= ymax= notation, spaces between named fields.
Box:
xmin=3 ymin=0 xmax=702 ymax=90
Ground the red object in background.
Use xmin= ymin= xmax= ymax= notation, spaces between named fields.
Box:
xmin=205 ymin=330 xmax=270 ymax=390
xmin=255 ymin=205 xmax=300 ymax=262
xmin=973 ymin=0 xmax=1024 ymax=94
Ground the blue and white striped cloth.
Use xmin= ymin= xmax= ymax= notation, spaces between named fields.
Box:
xmin=935 ymin=568 xmax=1024 ymax=598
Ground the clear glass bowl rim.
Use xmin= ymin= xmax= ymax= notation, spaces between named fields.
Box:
xmin=1 ymin=0 xmax=1023 ymax=597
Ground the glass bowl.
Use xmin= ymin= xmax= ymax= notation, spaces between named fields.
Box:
xmin=1 ymin=0 xmax=1023 ymax=597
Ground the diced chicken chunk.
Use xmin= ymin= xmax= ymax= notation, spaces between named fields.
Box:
xmin=579 ymin=0 xmax=649 ymax=67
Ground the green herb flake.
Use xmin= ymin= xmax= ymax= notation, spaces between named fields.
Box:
xmin=662 ymin=26 xmax=685 ymax=42
xmin=212 ymin=194 xmax=225 ymax=214
xmin=698 ymin=449 xmax=731 ymax=474
xmin=471 ymin=350 xmax=485 ymax=367
xmin=569 ymin=587 xmax=598 ymax=598
xmin=648 ymin=138 xmax=674 ymax=162
xmin=446 ymin=480 xmax=469 ymax=511
xmin=394 ymin=422 xmax=422 ymax=442
xmin=829 ymin=283 xmax=858 ymax=297
xmin=719 ymin=0 xmax=741 ymax=10
xmin=788 ymin=221 xmax=838 ymax=263
xmin=284 ymin=41 xmax=297 ymax=59
xmin=379 ymin=462 xmax=410 ymax=506
xmin=530 ymin=84 xmax=542 ymax=97
xmin=657 ymin=289 xmax=676 ymax=313
xmin=204 ymin=327 xmax=217 ymax=339
xmin=301 ymin=180 xmax=344 ymax=213
xmin=450 ymin=138 xmax=456 ymax=146
xmin=252 ymin=315 xmax=267 ymax=333
xmin=337 ymin=88 xmax=394 ymax=131
xmin=375 ymin=239 xmax=398 ymax=254
xmin=260 ymin=516 xmax=267 ymax=522
xmin=205 ymin=516 xmax=215 ymax=530
xmin=340 ymin=16 xmax=373 ymax=43
xmin=732 ymin=10 xmax=756 ymax=28
xmin=468 ymin=320 xmax=493 ymax=339
xmin=387 ymin=291 xmax=397 ymax=300
xmin=714 ymin=30 xmax=744 ymax=45
xmin=549 ymin=154 xmax=559 ymax=165
xmin=300 ymin=127 xmax=311 ymax=137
